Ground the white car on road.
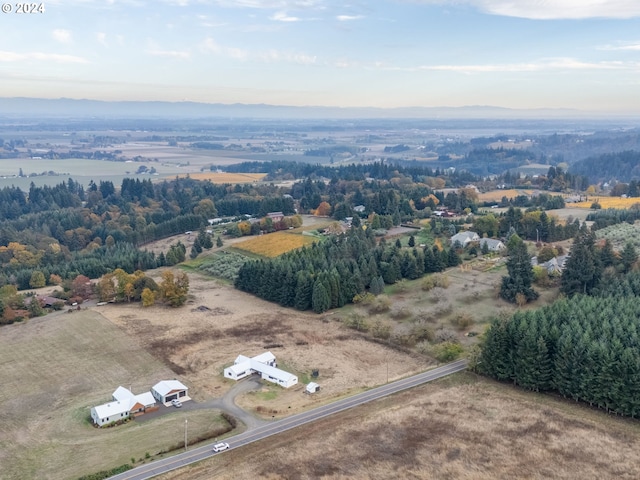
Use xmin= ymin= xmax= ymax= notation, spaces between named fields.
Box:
xmin=212 ymin=442 xmax=230 ymax=453
xmin=171 ymin=399 xmax=182 ymax=408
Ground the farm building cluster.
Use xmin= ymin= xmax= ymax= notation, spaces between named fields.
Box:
xmin=90 ymin=380 xmax=189 ymax=427
xmin=224 ymin=351 xmax=298 ymax=389
xmin=91 ymin=353 xmax=311 ymax=427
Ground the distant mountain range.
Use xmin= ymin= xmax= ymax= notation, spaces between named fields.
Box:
xmin=0 ymin=96 xmax=614 ymax=120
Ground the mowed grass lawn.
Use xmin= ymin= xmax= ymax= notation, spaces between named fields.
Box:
xmin=0 ymin=310 xmax=226 ymax=480
xmin=233 ymin=231 xmax=317 ymax=257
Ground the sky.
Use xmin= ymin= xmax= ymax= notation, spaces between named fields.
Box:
xmin=1 ymin=0 xmax=640 ymax=113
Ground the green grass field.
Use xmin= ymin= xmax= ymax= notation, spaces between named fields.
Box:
xmin=0 ymin=310 xmax=228 ymax=480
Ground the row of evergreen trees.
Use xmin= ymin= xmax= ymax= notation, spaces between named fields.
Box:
xmin=480 ymin=271 xmax=640 ymax=417
xmin=234 ymin=227 xmax=460 ymax=313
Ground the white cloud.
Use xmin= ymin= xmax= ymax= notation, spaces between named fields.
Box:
xmin=415 ymin=1 xmax=640 ymax=19
xmin=259 ymin=49 xmax=316 ymax=64
xmin=147 ymin=49 xmax=191 ymax=59
xmin=336 ymin=14 xmax=363 ymax=21
xmin=200 ymin=37 xmax=248 ymax=59
xmin=271 ymin=11 xmax=301 ymax=21
xmin=211 ymin=0 xmax=324 ymax=8
xmin=96 ymin=32 xmax=108 ymax=47
xmin=0 ymin=51 xmax=88 ymax=63
xmin=200 ymin=36 xmax=314 ymax=64
xmin=200 ymin=37 xmax=222 ymax=54
xmin=392 ymin=57 xmax=639 ymax=73
xmin=52 ymin=29 xmax=72 ymax=44
xmin=599 ymin=42 xmax=640 ymax=51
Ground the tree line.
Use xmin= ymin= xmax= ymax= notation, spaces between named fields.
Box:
xmin=479 ymin=278 xmax=640 ymax=417
xmin=234 ymin=227 xmax=460 ymax=313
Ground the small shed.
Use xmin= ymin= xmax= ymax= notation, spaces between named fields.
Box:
xmin=306 ymin=382 xmax=320 ymax=394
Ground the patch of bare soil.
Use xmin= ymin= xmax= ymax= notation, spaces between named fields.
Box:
xmin=94 ymin=271 xmax=429 ymax=410
xmin=156 ymin=375 xmax=640 ymax=480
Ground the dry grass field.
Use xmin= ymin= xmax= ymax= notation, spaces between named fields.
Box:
xmin=232 ymin=231 xmax=318 ymax=257
xmin=572 ymin=197 xmax=640 ymax=209
xmin=96 ymin=274 xmax=429 ymax=411
xmin=156 ymin=373 xmax=640 ymax=480
xmin=477 ymin=189 xmax=536 ymax=202
xmin=0 ymin=238 xmax=609 ymax=479
xmin=176 ymin=172 xmax=267 ymax=183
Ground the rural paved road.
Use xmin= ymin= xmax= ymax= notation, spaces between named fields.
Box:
xmin=109 ymin=359 xmax=468 ymax=480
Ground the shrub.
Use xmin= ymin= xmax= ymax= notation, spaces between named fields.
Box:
xmin=370 ymin=318 xmax=392 ymax=339
xmin=416 ymin=340 xmax=432 ymax=355
xmin=413 ymin=310 xmax=436 ymax=324
xmin=367 ymin=295 xmax=391 ymax=314
xmin=352 ymin=292 xmax=374 ymax=304
xmin=344 ymin=313 xmax=369 ymax=332
xmin=451 ymin=312 xmax=474 ymax=330
xmin=389 ymin=306 xmax=412 ymax=320
xmin=422 ymin=274 xmax=450 ymax=292
xmin=421 ymin=276 xmax=436 ymax=291
xmin=430 ymin=287 xmax=446 ymax=303
xmin=432 ymin=341 xmax=464 ymax=362
xmin=391 ymin=332 xmax=417 ymax=347
xmin=433 ymin=274 xmax=450 ymax=288
xmin=434 ymin=328 xmax=458 ymax=344
xmin=411 ymin=321 xmax=435 ymax=343
xmin=77 ymin=464 xmax=132 ymax=480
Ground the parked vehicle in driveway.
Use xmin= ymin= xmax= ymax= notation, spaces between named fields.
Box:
xmin=171 ymin=399 xmax=182 ymax=408
xmin=212 ymin=442 xmax=229 ymax=452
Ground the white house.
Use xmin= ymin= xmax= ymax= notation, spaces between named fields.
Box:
xmin=450 ymin=231 xmax=480 ymax=248
xmin=90 ymin=387 xmax=157 ymax=427
xmin=479 ymin=238 xmax=506 ymax=252
xmin=224 ymin=351 xmax=298 ymax=388
xmin=151 ymin=380 xmax=190 ymax=405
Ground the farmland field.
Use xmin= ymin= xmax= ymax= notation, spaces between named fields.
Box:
xmin=157 ymin=373 xmax=640 ymax=480
xmin=175 ymin=172 xmax=267 ymax=183
xmin=572 ymin=197 xmax=640 ymax=209
xmin=3 ymin=270 xmax=430 ymax=479
xmin=232 ymin=231 xmax=318 ymax=257
xmin=477 ymin=189 xmax=536 ymax=202
xmin=0 ymin=309 xmax=231 ymax=480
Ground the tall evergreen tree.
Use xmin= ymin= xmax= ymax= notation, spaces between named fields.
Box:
xmin=311 ymin=280 xmax=330 ymax=314
xmin=500 ymin=239 xmax=538 ymax=303
xmin=561 ymin=226 xmax=601 ymax=296
xmin=621 ymin=242 xmax=638 ymax=273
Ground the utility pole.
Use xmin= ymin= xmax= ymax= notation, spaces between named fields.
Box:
xmin=184 ymin=419 xmax=188 ymax=451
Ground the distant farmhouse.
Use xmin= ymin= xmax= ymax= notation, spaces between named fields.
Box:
xmin=450 ymin=231 xmax=480 ymax=248
xmin=90 ymin=387 xmax=157 ymax=427
xmin=224 ymin=351 xmax=298 ymax=389
xmin=479 ymin=238 xmax=506 ymax=252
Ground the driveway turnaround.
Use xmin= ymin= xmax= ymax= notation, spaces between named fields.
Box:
xmin=109 ymin=359 xmax=468 ymax=480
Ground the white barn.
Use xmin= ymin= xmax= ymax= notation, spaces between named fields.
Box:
xmin=90 ymin=387 xmax=156 ymax=427
xmin=224 ymin=351 xmax=298 ymax=388
xmin=151 ymin=380 xmax=190 ymax=405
